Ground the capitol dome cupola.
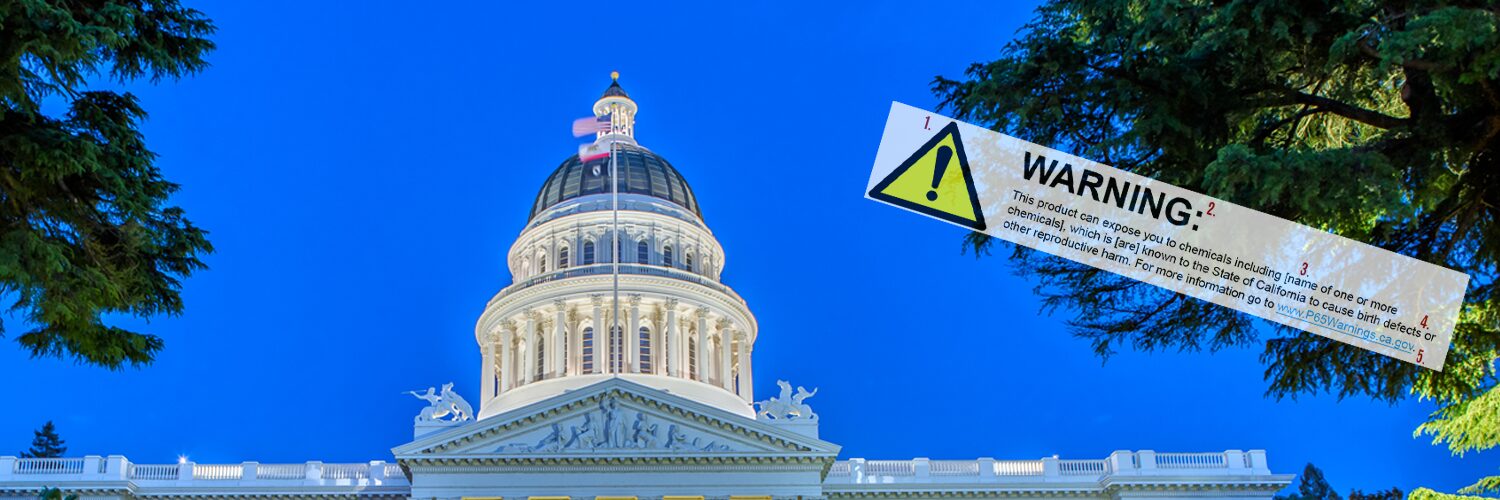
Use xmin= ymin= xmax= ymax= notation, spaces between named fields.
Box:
xmin=593 ymin=71 xmax=637 ymax=145
xmin=474 ymin=74 xmax=758 ymax=420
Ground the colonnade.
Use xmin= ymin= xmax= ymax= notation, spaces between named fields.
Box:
xmin=480 ymin=294 xmax=754 ymax=403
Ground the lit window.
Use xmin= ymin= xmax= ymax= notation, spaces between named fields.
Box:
xmin=582 ymin=327 xmax=595 ymax=374
xmin=639 ymin=326 xmax=652 ymax=373
xmin=534 ymin=337 xmax=545 ymax=380
xmin=558 ymin=247 xmax=570 ymax=269
xmin=609 ymin=326 xmax=624 ymax=372
xmin=688 ymin=335 xmax=697 ymax=380
xmin=663 ymin=246 xmax=673 ymax=268
xmin=637 ymin=240 xmax=649 ymax=263
xmin=583 ymin=241 xmax=596 ymax=265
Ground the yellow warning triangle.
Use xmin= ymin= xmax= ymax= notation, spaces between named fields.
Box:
xmin=868 ymin=122 xmax=986 ymax=230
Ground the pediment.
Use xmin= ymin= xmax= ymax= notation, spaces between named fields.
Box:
xmin=392 ymin=378 xmax=839 ymax=462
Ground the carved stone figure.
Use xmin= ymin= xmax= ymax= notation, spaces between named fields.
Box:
xmin=631 ymin=412 xmax=658 ymax=448
xmin=442 ymin=383 xmax=474 ymax=421
xmin=565 ymin=413 xmax=597 ymax=449
xmin=664 ymin=424 xmax=691 ymax=450
xmin=791 ymin=385 xmax=818 ymax=421
xmin=406 ymin=383 xmax=474 ymax=423
xmin=407 ymin=387 xmax=449 ymax=422
xmin=755 ymin=380 xmax=816 ymax=420
xmin=603 ymin=397 xmax=629 ymax=448
xmin=535 ymin=423 xmax=565 ymax=452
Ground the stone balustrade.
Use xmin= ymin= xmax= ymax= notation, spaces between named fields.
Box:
xmin=0 ymin=450 xmax=1272 ymax=496
xmin=823 ymin=450 xmax=1271 ymax=484
xmin=0 ymin=455 xmax=408 ymax=493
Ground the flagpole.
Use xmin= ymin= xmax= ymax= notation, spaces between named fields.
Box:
xmin=609 ymin=132 xmax=620 ymax=374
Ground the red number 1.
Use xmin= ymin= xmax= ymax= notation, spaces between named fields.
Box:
xmin=924 ymin=116 xmax=931 ymax=130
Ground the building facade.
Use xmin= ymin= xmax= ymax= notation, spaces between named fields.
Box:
xmin=0 ymin=76 xmax=1294 ymax=500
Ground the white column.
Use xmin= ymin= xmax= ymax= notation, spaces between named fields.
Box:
xmin=718 ymin=321 xmax=732 ymax=390
xmin=522 ymin=311 xmax=537 ymax=383
xmin=553 ymin=301 xmax=567 ymax=378
xmin=695 ymin=308 xmax=710 ymax=381
xmin=591 ymin=295 xmax=604 ymax=374
xmin=627 ymin=295 xmax=641 ymax=373
xmin=664 ymin=299 xmax=680 ymax=377
xmin=569 ymin=307 xmax=582 ymax=374
xmin=499 ymin=324 xmax=515 ymax=392
xmin=651 ymin=306 xmax=664 ymax=375
xmin=735 ymin=330 xmax=751 ymax=401
xmin=480 ymin=330 xmax=496 ymax=399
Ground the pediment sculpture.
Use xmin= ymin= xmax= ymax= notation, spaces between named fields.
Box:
xmin=497 ymin=396 xmax=732 ymax=453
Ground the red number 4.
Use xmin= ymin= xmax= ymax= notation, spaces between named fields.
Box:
xmin=1421 ymin=315 xmax=1429 ymax=328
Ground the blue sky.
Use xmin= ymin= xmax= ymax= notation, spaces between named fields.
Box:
xmin=1 ymin=0 xmax=1493 ymax=494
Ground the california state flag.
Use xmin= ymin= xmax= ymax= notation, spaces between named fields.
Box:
xmin=579 ymin=142 xmax=610 ymax=163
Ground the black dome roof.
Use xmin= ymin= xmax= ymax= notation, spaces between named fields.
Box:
xmin=530 ymin=143 xmax=700 ymax=220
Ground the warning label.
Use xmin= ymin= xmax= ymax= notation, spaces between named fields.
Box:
xmin=866 ymin=102 xmax=1469 ymax=371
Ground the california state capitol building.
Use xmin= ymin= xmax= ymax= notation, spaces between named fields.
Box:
xmin=0 ymin=76 xmax=1293 ymax=500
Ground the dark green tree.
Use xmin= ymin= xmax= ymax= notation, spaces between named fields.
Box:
xmin=1347 ymin=487 xmax=1404 ymax=500
xmin=0 ymin=1 xmax=216 ymax=368
xmin=932 ymin=0 xmax=1499 ymax=494
xmin=1276 ymin=463 xmax=1341 ymax=500
xmin=19 ymin=421 xmax=65 ymax=458
xmin=37 ymin=488 xmax=78 ymax=500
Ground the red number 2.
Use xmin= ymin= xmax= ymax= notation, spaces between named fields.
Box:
xmin=1207 ymin=201 xmax=1216 ymax=216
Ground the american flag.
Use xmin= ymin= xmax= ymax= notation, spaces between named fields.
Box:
xmin=572 ymin=115 xmax=611 ymax=137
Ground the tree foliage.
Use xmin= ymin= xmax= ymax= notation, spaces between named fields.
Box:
xmin=933 ymin=0 xmax=1500 ymax=494
xmin=1277 ymin=463 xmax=1343 ymax=500
xmin=37 ymin=488 xmax=77 ymax=500
xmin=19 ymin=421 xmax=65 ymax=458
xmin=0 ymin=0 xmax=216 ymax=368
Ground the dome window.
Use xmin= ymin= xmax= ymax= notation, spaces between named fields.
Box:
xmin=558 ymin=246 xmax=570 ymax=269
xmin=582 ymin=327 xmax=595 ymax=374
xmin=639 ymin=326 xmax=653 ymax=373
xmin=583 ymin=241 xmax=596 ymax=265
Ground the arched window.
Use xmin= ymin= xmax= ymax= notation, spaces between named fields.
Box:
xmin=688 ymin=335 xmax=698 ymax=380
xmin=663 ymin=246 xmax=674 ymax=268
xmin=583 ymin=241 xmax=596 ymax=265
xmin=581 ymin=327 xmax=595 ymax=374
xmin=637 ymin=240 xmax=649 ymax=263
xmin=539 ymin=255 xmax=547 ymax=274
xmin=534 ymin=337 xmax=545 ymax=381
xmin=685 ymin=253 xmax=694 ymax=273
xmin=639 ymin=326 xmax=652 ymax=373
xmin=609 ymin=326 xmax=624 ymax=372
xmin=558 ymin=246 xmax=570 ymax=269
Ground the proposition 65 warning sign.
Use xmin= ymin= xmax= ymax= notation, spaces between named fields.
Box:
xmin=866 ymin=102 xmax=1469 ymax=370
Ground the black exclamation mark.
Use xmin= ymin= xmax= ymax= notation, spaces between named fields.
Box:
xmin=926 ymin=145 xmax=953 ymax=201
